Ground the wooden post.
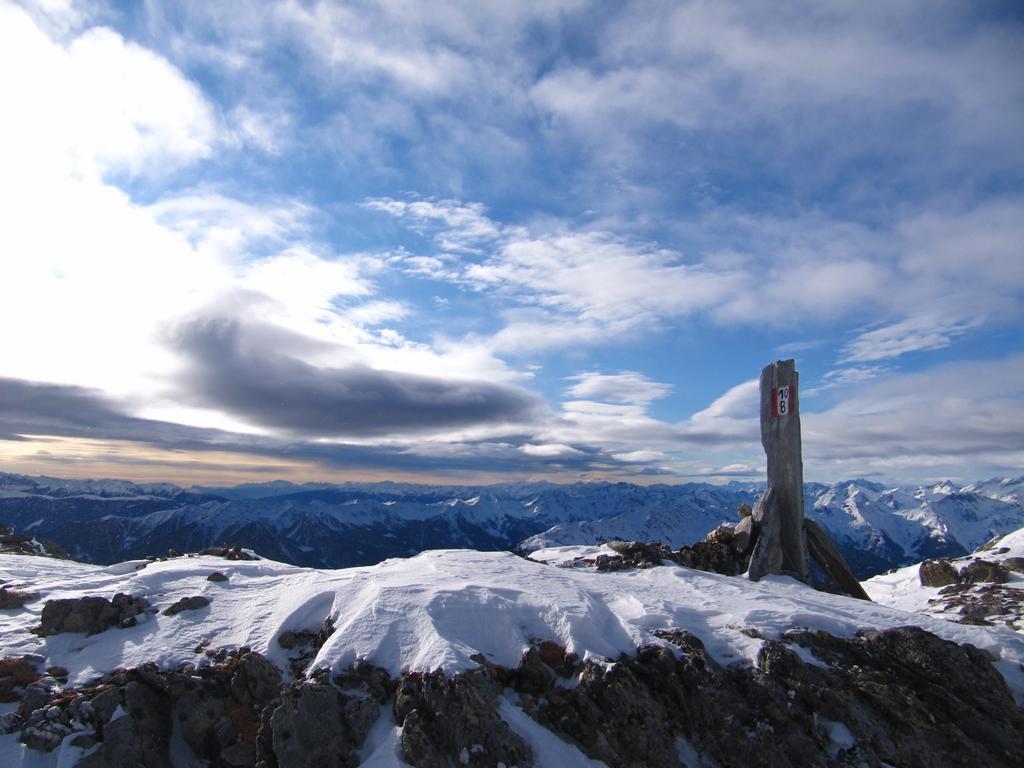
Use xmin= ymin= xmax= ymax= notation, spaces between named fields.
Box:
xmin=748 ymin=359 xmax=809 ymax=582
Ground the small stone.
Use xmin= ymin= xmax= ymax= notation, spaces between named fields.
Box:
xmin=0 ymin=586 xmax=38 ymax=609
xmin=206 ymin=572 xmax=228 ymax=582
xmin=163 ymin=596 xmax=211 ymax=616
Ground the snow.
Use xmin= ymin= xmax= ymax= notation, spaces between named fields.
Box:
xmin=864 ymin=526 xmax=1024 ymax=620
xmin=2 ymin=547 xmax=1024 ymax=705
xmin=358 ymin=705 xmax=411 ymax=768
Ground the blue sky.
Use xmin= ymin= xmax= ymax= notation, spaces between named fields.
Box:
xmin=1 ymin=0 xmax=1022 ymax=486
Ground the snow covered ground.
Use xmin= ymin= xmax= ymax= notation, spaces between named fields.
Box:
xmin=865 ymin=527 xmax=1024 ymax=625
xmin=4 ymin=544 xmax=1024 ymax=765
xmin=2 ymin=546 xmax=1023 ymax=693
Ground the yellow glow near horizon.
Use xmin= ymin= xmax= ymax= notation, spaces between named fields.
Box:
xmin=0 ymin=435 xmax=667 ymax=487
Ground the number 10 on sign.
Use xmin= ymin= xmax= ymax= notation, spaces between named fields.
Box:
xmin=771 ymin=386 xmax=792 ymax=417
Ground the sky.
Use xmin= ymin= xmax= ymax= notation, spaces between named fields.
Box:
xmin=1 ymin=0 xmax=1023 ymax=487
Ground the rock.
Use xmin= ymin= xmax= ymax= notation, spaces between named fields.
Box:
xmin=732 ymin=515 xmax=754 ymax=555
xmin=0 ymin=586 xmax=38 ymax=609
xmin=960 ymin=559 xmax=1010 ymax=584
xmin=738 ymin=502 xmax=752 ymax=519
xmin=220 ymin=740 xmax=257 ymax=766
xmin=74 ymin=677 xmax=174 ymax=767
xmin=594 ymin=554 xmax=626 ymax=571
xmin=18 ymin=680 xmax=56 ymax=717
xmin=395 ymin=670 xmax=531 ymax=768
xmin=37 ymin=593 xmax=149 ymax=636
xmin=536 ymin=640 xmax=567 ymax=669
xmin=920 ymin=559 xmax=960 ymax=587
xmin=70 ymin=732 xmax=98 ymax=749
xmin=605 ymin=540 xmax=671 ymax=567
xmin=20 ymin=708 xmax=72 ymax=752
xmin=333 ymin=660 xmax=393 ymax=705
xmin=87 ymin=687 xmax=124 ymax=726
xmin=527 ymin=624 xmax=1024 ymax=768
xmin=673 ymin=538 xmax=748 ymax=576
xmin=276 ymin=618 xmax=336 ymax=677
xmin=207 ymin=571 xmax=229 ymax=582
xmin=1001 ymin=556 xmax=1024 ymax=574
xmin=230 ymin=653 xmax=282 ymax=708
xmin=269 ymin=681 xmax=377 ymax=768
xmin=163 ymin=596 xmax=210 ymax=616
xmin=705 ymin=524 xmax=735 ymax=546
xmin=199 ymin=546 xmax=258 ymax=561
xmin=747 ymin=487 xmax=785 ymax=581
xmin=0 ymin=656 xmax=43 ymax=703
xmin=514 ymin=646 xmax=551 ymax=695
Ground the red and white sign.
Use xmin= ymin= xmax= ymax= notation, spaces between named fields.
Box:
xmin=771 ymin=385 xmax=792 ymax=417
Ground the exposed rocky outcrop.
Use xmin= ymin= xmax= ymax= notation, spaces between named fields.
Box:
xmin=0 ymin=524 xmax=72 ymax=560
xmin=959 ymin=559 xmax=1011 ymax=584
xmin=36 ymin=593 xmax=150 ymax=636
xmin=3 ymin=622 xmax=1022 ymax=767
xmin=396 ymin=669 xmax=532 ymax=768
xmin=277 ymin=618 xmax=336 ymax=677
xmin=919 ymin=558 xmax=960 ymax=587
xmin=525 ymin=626 xmax=1024 ymax=768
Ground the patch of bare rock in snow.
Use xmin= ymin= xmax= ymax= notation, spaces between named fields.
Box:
xmin=1 ymin=535 xmax=1024 ymax=766
xmin=866 ymin=526 xmax=1024 ymax=632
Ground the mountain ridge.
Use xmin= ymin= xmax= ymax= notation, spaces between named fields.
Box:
xmin=1 ymin=472 xmax=1022 ymax=578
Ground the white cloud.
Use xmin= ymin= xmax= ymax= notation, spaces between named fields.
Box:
xmin=521 ymin=443 xmax=584 ymax=459
xmin=690 ymin=379 xmax=759 ymax=422
xmin=0 ymin=5 xmax=216 ymax=183
xmin=565 ymin=371 xmax=672 ymax=405
xmin=841 ymin=315 xmax=982 ymax=363
xmin=803 ymin=366 xmax=889 ymax=396
xmin=611 ymin=450 xmax=668 ymax=463
xmin=803 ymin=356 xmax=1024 ymax=475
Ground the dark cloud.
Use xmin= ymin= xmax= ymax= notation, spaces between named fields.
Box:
xmin=0 ymin=378 xmax=229 ymax=445
xmin=172 ymin=316 xmax=547 ymax=437
xmin=0 ymin=376 xmax=605 ymax=476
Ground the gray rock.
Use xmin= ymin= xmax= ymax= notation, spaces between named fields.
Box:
xmin=269 ymin=680 xmax=376 ymax=768
xmin=221 ymin=739 xmax=257 ymax=766
xmin=747 ymin=487 xmax=784 ymax=580
xmin=37 ymin=593 xmax=149 ymax=636
xmin=960 ymin=559 xmax=1010 ymax=584
xmin=527 ymin=624 xmax=1024 ymax=768
xmin=733 ymin=515 xmax=754 ymax=555
xmin=78 ymin=680 xmax=172 ymax=768
xmin=231 ymin=652 xmax=282 ymax=708
xmin=0 ymin=586 xmax=38 ymax=609
xmin=207 ymin=571 xmax=229 ymax=582
xmin=1002 ymin=556 xmax=1024 ymax=573
xmin=18 ymin=680 xmax=56 ymax=718
xmin=163 ymin=595 xmax=210 ymax=616
xmin=919 ymin=559 xmax=960 ymax=587
xmin=395 ymin=670 xmax=532 ymax=768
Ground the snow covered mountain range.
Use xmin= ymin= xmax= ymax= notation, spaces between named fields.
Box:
xmin=2 ymin=472 xmax=1023 ymax=578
